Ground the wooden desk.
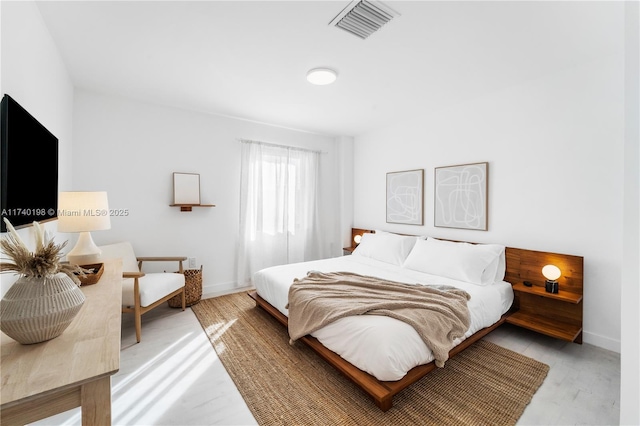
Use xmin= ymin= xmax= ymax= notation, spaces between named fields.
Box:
xmin=1 ymin=260 xmax=122 ymax=425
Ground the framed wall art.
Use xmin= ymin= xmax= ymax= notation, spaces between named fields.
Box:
xmin=173 ymin=172 xmax=201 ymax=205
xmin=434 ymin=162 xmax=488 ymax=230
xmin=386 ymin=169 xmax=424 ymax=225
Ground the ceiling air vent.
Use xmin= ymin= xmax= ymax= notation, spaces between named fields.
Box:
xmin=330 ymin=0 xmax=400 ymax=40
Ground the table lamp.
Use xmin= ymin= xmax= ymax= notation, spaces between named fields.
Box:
xmin=57 ymin=191 xmax=111 ymax=266
xmin=542 ymin=264 xmax=561 ymax=294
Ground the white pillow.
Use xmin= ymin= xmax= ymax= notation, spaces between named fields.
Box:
xmin=481 ymin=249 xmax=506 ymax=284
xmin=352 ymin=231 xmax=422 ymax=266
xmin=402 ymin=237 xmax=505 ymax=285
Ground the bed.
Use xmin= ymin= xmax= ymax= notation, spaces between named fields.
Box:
xmin=249 ymin=229 xmax=576 ymax=411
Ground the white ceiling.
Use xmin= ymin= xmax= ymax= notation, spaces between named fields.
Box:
xmin=35 ymin=1 xmax=622 ymax=137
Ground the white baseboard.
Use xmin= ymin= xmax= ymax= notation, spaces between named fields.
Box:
xmin=202 ymin=281 xmax=252 ymax=299
xmin=583 ymin=331 xmax=621 ymax=353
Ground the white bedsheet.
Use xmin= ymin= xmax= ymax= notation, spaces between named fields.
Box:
xmin=253 ymin=255 xmax=513 ymax=381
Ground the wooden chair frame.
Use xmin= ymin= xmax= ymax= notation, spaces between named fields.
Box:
xmin=122 ymin=256 xmax=187 ymax=343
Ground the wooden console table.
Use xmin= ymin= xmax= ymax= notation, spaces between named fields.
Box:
xmin=1 ymin=260 xmax=122 ymax=425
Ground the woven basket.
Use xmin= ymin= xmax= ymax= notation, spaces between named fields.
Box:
xmin=168 ymin=266 xmax=203 ymax=308
xmin=0 ymin=273 xmax=86 ymax=344
xmin=76 ymin=263 xmax=104 ymax=286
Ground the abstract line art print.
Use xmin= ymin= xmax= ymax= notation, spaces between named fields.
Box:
xmin=386 ymin=169 xmax=424 ymax=225
xmin=434 ymin=162 xmax=488 ymax=230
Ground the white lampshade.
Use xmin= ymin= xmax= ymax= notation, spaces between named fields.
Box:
xmin=57 ymin=191 xmax=111 ymax=265
xmin=541 ymin=264 xmax=561 ymax=281
xmin=354 ymin=234 xmax=362 ymax=244
xmin=306 ymin=68 xmax=338 ymax=85
xmin=57 ymin=191 xmax=111 ymax=232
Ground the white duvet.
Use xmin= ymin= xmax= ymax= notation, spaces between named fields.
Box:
xmin=253 ymin=254 xmax=513 ymax=381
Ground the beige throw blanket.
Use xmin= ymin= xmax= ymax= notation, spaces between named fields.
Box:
xmin=285 ymin=271 xmax=471 ymax=368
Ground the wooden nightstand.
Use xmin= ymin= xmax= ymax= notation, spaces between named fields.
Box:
xmin=506 ymin=282 xmax=583 ymax=343
xmin=503 ymin=248 xmax=583 ymax=344
xmin=343 ymin=247 xmax=355 ymax=256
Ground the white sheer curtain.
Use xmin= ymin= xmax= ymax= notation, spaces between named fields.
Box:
xmin=237 ymin=140 xmax=321 ymax=287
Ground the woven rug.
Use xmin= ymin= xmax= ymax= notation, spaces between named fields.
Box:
xmin=192 ymin=292 xmax=549 ymax=426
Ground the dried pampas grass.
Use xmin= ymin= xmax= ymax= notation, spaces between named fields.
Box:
xmin=1 ymin=218 xmax=84 ymax=285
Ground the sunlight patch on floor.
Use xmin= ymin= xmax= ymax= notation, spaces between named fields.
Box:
xmin=112 ymin=333 xmax=215 ymax=425
xmin=215 ymin=342 xmax=227 ymax=355
xmin=204 ymin=319 xmax=236 ymax=343
xmin=114 ymin=333 xmax=193 ymax=392
xmin=204 ymin=320 xmax=237 ymax=356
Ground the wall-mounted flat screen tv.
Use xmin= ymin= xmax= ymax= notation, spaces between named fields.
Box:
xmin=1 ymin=94 xmax=59 ymax=232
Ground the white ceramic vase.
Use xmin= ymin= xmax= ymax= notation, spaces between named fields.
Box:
xmin=0 ymin=273 xmax=86 ymax=344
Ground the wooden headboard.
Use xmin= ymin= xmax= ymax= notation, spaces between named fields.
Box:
xmin=349 ymin=228 xmax=584 ymax=296
xmin=351 ymin=228 xmax=374 ymax=247
xmin=504 ymin=247 xmax=583 ymax=295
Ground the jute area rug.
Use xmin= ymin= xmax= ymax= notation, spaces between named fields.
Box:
xmin=192 ymin=292 xmax=549 ymax=426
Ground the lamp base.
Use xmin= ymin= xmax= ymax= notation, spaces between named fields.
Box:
xmin=545 ymin=280 xmax=559 ymax=294
xmin=67 ymin=253 xmax=102 ymax=266
xmin=66 ymin=232 xmax=103 ymax=266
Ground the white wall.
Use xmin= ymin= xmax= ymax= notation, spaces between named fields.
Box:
xmin=72 ymin=90 xmax=344 ymax=296
xmin=0 ymin=1 xmax=74 ymax=295
xmin=2 ymin=0 xmax=637 ymax=420
xmin=353 ymin=54 xmax=624 ymax=351
xmin=620 ymin=1 xmax=639 ymax=423
xmin=336 ymin=135 xmax=354 ymax=248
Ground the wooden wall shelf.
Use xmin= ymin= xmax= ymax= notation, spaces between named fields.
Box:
xmin=510 ymin=282 xmax=582 ymax=304
xmin=503 ymin=248 xmax=584 ymax=344
xmin=507 ymin=310 xmax=583 ymax=342
xmin=170 ymin=204 xmax=216 ymax=212
xmin=506 ymin=279 xmax=583 ymax=343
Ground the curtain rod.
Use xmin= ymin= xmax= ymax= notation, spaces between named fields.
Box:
xmin=238 ymin=139 xmax=326 ymax=155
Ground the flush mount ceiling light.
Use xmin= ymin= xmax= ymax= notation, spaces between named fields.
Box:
xmin=306 ymin=68 xmax=338 ymax=85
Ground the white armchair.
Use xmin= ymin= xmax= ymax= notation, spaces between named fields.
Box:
xmin=99 ymin=242 xmax=186 ymax=342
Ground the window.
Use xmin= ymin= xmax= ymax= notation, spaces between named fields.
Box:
xmin=237 ymin=140 xmax=320 ymax=286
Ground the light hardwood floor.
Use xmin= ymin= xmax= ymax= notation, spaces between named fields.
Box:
xmin=32 ymin=293 xmax=620 ymax=426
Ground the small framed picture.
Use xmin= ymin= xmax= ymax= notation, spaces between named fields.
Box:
xmin=173 ymin=172 xmax=201 ymax=205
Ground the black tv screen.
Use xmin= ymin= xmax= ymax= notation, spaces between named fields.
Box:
xmin=1 ymin=94 xmax=58 ymax=232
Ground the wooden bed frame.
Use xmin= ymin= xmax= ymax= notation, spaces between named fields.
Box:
xmin=249 ymin=228 xmax=584 ymax=411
